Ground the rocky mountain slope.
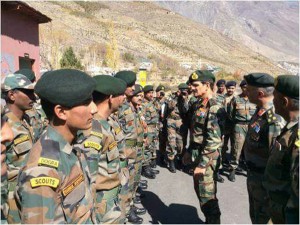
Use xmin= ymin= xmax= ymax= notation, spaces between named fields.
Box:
xmin=26 ymin=1 xmax=289 ymax=78
xmin=158 ymin=1 xmax=299 ymax=64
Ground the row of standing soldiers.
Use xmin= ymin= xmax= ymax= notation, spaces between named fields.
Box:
xmin=1 ymin=68 xmax=299 ymax=224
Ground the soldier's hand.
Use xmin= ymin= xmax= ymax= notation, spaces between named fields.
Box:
xmin=193 ymin=167 xmax=206 ymax=178
xmin=182 ymin=151 xmax=192 ymax=165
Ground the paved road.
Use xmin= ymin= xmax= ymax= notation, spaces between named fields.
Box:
xmin=135 ymin=161 xmax=251 ymax=224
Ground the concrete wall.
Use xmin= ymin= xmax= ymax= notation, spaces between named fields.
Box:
xmin=1 ymin=9 xmax=40 ymax=78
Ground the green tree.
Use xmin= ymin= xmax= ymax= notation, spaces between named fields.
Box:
xmin=60 ymin=46 xmax=83 ymax=70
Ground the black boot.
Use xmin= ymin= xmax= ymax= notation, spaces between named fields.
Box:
xmin=150 ymin=168 xmax=160 ymax=174
xmin=168 ymin=160 xmax=176 ymax=173
xmin=140 ymin=179 xmax=148 ymax=185
xmin=136 ymin=187 xmax=145 ymax=198
xmin=214 ymin=172 xmax=224 ymax=183
xmin=228 ymin=169 xmax=236 ymax=182
xmin=138 ymin=182 xmax=148 ymax=190
xmin=133 ymin=196 xmax=141 ymax=204
xmin=127 ymin=208 xmax=143 ymax=224
xmin=201 ymin=199 xmax=221 ymax=224
xmin=141 ymin=165 xmax=156 ymax=179
xmin=150 ymin=159 xmax=157 ymax=168
xmin=132 ymin=205 xmax=146 ymax=215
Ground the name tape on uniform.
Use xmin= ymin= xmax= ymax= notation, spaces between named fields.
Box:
xmin=109 ymin=141 xmax=117 ymax=150
xmin=62 ymin=174 xmax=84 ymax=197
xmin=14 ymin=135 xmax=30 ymax=145
xmin=30 ymin=177 xmax=60 ymax=188
xmin=38 ymin=157 xmax=59 ymax=168
xmin=84 ymin=141 xmax=101 ymax=150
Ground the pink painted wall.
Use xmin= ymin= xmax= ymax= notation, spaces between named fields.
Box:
xmin=1 ymin=9 xmax=41 ymax=78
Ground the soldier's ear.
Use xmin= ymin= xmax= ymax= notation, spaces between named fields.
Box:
xmin=283 ymin=96 xmax=289 ymax=108
xmin=53 ymin=105 xmax=67 ymax=121
xmin=7 ymin=90 xmax=16 ymax=102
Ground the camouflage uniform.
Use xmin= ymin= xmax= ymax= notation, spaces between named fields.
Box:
xmin=117 ymin=101 xmax=140 ymax=214
xmin=4 ymin=107 xmax=34 ymax=224
xmin=221 ymin=93 xmax=235 ymax=162
xmin=108 ymin=113 xmax=129 ymax=222
xmin=154 ymin=97 xmax=168 ymax=157
xmin=189 ymin=97 xmax=222 ymax=220
xmin=25 ymin=100 xmax=47 ymax=142
xmin=82 ymin=113 xmax=123 ymax=224
xmin=228 ymin=94 xmax=256 ymax=169
xmin=244 ymin=104 xmax=282 ymax=224
xmin=166 ymin=95 xmax=189 ymax=160
xmin=263 ymin=119 xmax=299 ymax=224
xmin=142 ymin=98 xmax=159 ymax=162
xmin=15 ymin=125 xmax=94 ymax=223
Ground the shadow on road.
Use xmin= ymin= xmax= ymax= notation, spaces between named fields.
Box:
xmin=141 ymin=190 xmax=204 ymax=224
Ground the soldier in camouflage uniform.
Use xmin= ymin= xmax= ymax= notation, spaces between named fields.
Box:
xmin=227 ymin=80 xmax=256 ymax=182
xmin=221 ymin=81 xmax=236 ymax=165
xmin=14 ymin=69 xmax=48 ymax=142
xmin=1 ymin=73 xmax=36 ymax=223
xmin=81 ymin=75 xmax=127 ymax=224
xmin=15 ymin=69 xmax=96 ymax=223
xmin=243 ymin=73 xmax=284 ymax=224
xmin=263 ymin=75 xmax=299 ymax=224
xmin=216 ymin=79 xmax=226 ymax=95
xmin=1 ymin=105 xmax=14 ymax=224
xmin=115 ymin=71 xmax=144 ymax=224
xmin=141 ymin=85 xmax=160 ymax=176
xmin=183 ymin=70 xmax=223 ymax=223
xmin=154 ymin=85 xmax=168 ymax=164
xmin=166 ymin=83 xmax=189 ymax=173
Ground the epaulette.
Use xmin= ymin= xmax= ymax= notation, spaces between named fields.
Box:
xmin=266 ymin=109 xmax=278 ymax=124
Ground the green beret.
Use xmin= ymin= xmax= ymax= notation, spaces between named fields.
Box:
xmin=189 ymin=70 xmax=215 ymax=84
xmin=115 ymin=70 xmax=136 ymax=86
xmin=216 ymin=79 xmax=226 ymax=87
xmin=143 ymin=85 xmax=153 ymax=93
xmin=178 ymin=83 xmax=189 ymax=90
xmin=1 ymin=73 xmax=34 ymax=92
xmin=274 ymin=75 xmax=299 ymax=100
xmin=156 ymin=85 xmax=165 ymax=92
xmin=35 ymin=69 xmax=96 ymax=107
xmin=93 ymin=75 xmax=126 ymax=96
xmin=14 ymin=69 xmax=36 ymax=82
xmin=244 ymin=73 xmax=274 ymax=87
xmin=240 ymin=80 xmax=247 ymax=87
xmin=225 ymin=80 xmax=237 ymax=87
xmin=133 ymin=84 xmax=143 ymax=96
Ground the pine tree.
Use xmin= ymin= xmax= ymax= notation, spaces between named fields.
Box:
xmin=60 ymin=47 xmax=83 ymax=70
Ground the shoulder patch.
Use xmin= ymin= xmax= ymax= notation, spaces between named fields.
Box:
xmin=30 ymin=177 xmax=59 ymax=188
xmin=38 ymin=157 xmax=59 ymax=168
xmin=84 ymin=141 xmax=101 ymax=151
xmin=109 ymin=141 xmax=117 ymax=150
xmin=90 ymin=131 xmax=103 ymax=139
xmin=14 ymin=135 xmax=30 ymax=145
xmin=62 ymin=174 xmax=84 ymax=197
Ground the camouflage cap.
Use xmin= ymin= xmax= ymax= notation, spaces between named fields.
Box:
xmin=274 ymin=75 xmax=299 ymax=100
xmin=143 ymin=85 xmax=154 ymax=93
xmin=178 ymin=83 xmax=189 ymax=90
xmin=35 ymin=69 xmax=96 ymax=108
xmin=93 ymin=75 xmax=127 ymax=96
xmin=189 ymin=70 xmax=215 ymax=84
xmin=225 ymin=80 xmax=237 ymax=87
xmin=115 ymin=70 xmax=136 ymax=86
xmin=14 ymin=69 xmax=36 ymax=82
xmin=244 ymin=73 xmax=274 ymax=87
xmin=1 ymin=73 xmax=35 ymax=92
xmin=133 ymin=84 xmax=143 ymax=96
xmin=156 ymin=85 xmax=165 ymax=92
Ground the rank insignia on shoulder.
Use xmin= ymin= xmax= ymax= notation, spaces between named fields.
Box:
xmin=90 ymin=131 xmax=103 ymax=139
xmin=109 ymin=141 xmax=117 ymax=151
xmin=14 ymin=135 xmax=30 ymax=145
xmin=30 ymin=176 xmax=60 ymax=188
xmin=115 ymin=127 xmax=121 ymax=134
xmin=295 ymin=130 xmax=300 ymax=148
xmin=38 ymin=157 xmax=59 ymax=168
xmin=84 ymin=141 xmax=101 ymax=151
xmin=62 ymin=174 xmax=84 ymax=197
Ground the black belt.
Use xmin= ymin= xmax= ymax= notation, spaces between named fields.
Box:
xmin=247 ymin=164 xmax=265 ymax=173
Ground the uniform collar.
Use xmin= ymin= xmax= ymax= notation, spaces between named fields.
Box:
xmin=47 ymin=125 xmax=73 ymax=155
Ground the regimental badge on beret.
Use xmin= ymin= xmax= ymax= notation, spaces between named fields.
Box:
xmin=161 ymin=87 xmax=164 ymax=90
xmin=191 ymin=72 xmax=198 ymax=80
